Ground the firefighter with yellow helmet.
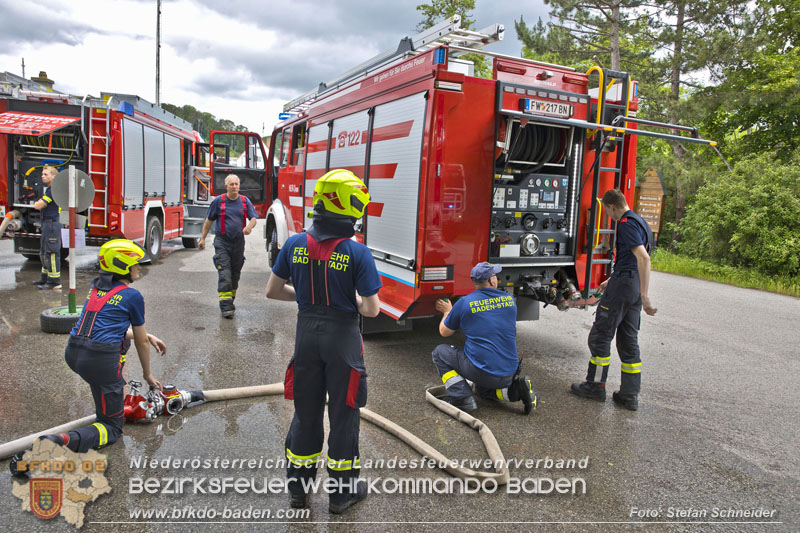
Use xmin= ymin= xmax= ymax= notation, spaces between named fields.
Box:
xmin=12 ymin=240 xmax=165 ymax=471
xmin=266 ymin=169 xmax=381 ymax=514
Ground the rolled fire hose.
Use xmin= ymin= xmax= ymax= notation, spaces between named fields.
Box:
xmin=0 ymin=383 xmax=509 ymax=484
xmin=0 ymin=210 xmax=21 ymax=237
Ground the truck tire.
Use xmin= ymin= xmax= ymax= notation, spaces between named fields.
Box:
xmin=267 ymin=225 xmax=279 ymax=268
xmin=145 ymin=216 xmax=163 ymax=261
xmin=41 ymin=306 xmax=83 ymax=334
xmin=182 ymin=237 xmax=200 ymax=249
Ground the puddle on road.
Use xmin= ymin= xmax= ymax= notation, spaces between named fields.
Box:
xmin=0 ymin=267 xmax=20 ymax=291
xmin=0 ymin=248 xmax=100 ymax=291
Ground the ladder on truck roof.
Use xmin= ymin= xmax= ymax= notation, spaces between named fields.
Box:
xmin=282 ymin=15 xmax=504 ymax=114
xmin=81 ymin=95 xmax=114 ymax=229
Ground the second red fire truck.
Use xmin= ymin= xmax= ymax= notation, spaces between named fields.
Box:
xmin=0 ymin=71 xmax=270 ymax=260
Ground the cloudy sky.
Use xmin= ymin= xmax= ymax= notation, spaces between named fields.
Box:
xmin=0 ymin=0 xmax=549 ymax=135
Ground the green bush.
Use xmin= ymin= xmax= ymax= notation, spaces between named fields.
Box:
xmin=676 ymin=151 xmax=800 ymax=277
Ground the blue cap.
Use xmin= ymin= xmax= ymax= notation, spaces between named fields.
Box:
xmin=470 ymin=262 xmax=502 ymax=281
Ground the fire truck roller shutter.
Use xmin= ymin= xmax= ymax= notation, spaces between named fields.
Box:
xmin=302 ymin=124 xmax=330 ymax=229
xmin=500 ymin=121 xmax=567 ymax=174
xmin=122 ymin=119 xmax=144 ymax=209
xmin=305 ymin=110 xmax=369 ymax=225
xmin=164 ymin=134 xmax=181 ymax=205
xmin=364 ymin=92 xmax=427 ymax=265
xmin=0 ymin=112 xmax=79 ymax=136
xmin=329 ymin=110 xmax=370 ymax=175
xmin=144 ymin=125 xmax=166 ymax=198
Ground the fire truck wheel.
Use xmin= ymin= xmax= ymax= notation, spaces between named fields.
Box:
xmin=267 ymin=226 xmax=279 ymax=267
xmin=145 ymin=216 xmax=163 ymax=261
xmin=182 ymin=237 xmax=200 ymax=249
xmin=40 ymin=306 xmax=83 ymax=334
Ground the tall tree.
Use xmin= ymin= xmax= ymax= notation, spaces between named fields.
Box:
xmin=515 ymin=0 xmax=647 ymax=71
xmin=517 ymin=0 xmax=750 ymax=238
xmin=637 ymin=0 xmax=749 ymax=228
xmin=417 ymin=0 xmax=476 ymax=30
xmin=161 ymin=103 xmax=250 ymax=144
xmin=701 ymin=0 xmax=800 ymax=160
xmin=416 ymin=0 xmax=491 ymax=78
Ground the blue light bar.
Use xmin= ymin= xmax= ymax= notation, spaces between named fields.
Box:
xmin=118 ymin=101 xmax=134 ymax=116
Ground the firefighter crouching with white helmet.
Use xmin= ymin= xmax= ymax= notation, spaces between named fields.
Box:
xmin=11 ymin=240 xmax=165 ymax=474
xmin=266 ymin=169 xmax=381 ymax=514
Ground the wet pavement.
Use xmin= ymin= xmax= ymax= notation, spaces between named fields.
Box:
xmin=0 ymin=222 xmax=798 ymax=532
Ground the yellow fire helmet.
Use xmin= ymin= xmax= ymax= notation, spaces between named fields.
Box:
xmin=310 ymin=169 xmax=370 ymax=219
xmin=98 ymin=239 xmax=146 ymax=275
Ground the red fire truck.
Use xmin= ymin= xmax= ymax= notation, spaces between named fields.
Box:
xmin=264 ymin=17 xmax=714 ymax=330
xmin=0 ymin=71 xmax=270 ymax=259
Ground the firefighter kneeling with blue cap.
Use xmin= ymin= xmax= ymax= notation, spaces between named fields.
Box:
xmin=433 ymin=262 xmax=536 ymax=414
xmin=10 ymin=240 xmax=166 ymax=476
xmin=266 ymin=169 xmax=382 ymax=514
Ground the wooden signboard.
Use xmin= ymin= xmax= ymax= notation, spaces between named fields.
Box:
xmin=634 ymin=168 xmax=666 ymax=238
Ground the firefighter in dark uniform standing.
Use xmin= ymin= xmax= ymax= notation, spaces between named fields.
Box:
xmin=433 ymin=262 xmax=536 ymax=415
xmin=33 ymin=165 xmax=62 ymax=290
xmin=266 ymin=169 xmax=381 ymax=514
xmin=570 ymin=189 xmax=657 ymax=410
xmin=199 ymin=174 xmax=258 ymax=318
xmin=10 ymin=240 xmax=165 ymax=475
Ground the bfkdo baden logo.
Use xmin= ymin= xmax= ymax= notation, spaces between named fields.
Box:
xmin=30 ymin=478 xmax=63 ymax=519
xmin=11 ymin=439 xmax=111 ymax=528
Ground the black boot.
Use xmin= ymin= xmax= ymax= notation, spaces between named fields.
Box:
xmin=443 ymin=395 xmax=478 ymax=412
xmin=290 ymin=492 xmax=308 ymax=509
xmin=570 ymin=381 xmax=606 ymax=401
xmin=329 ymin=480 xmax=367 ymax=514
xmin=612 ymin=391 xmax=639 ymax=411
xmin=9 ymin=451 xmax=28 ymax=477
xmin=514 ymin=376 xmax=537 ymax=415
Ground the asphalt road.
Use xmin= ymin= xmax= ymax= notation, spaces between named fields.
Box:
xmin=0 ymin=223 xmax=797 ymax=532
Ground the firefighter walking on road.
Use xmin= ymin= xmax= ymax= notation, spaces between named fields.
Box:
xmin=199 ymin=174 xmax=258 ymax=318
xmin=266 ymin=169 xmax=381 ymax=514
xmin=10 ymin=240 xmax=165 ymax=475
xmin=33 ymin=165 xmax=62 ymax=290
xmin=570 ymin=189 xmax=656 ymax=411
xmin=433 ymin=262 xmax=536 ymax=415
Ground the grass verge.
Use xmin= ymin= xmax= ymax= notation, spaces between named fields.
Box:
xmin=651 ymin=249 xmax=800 ymax=298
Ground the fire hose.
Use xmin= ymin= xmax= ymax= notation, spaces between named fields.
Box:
xmin=0 ymin=210 xmax=21 ymax=237
xmin=0 ymin=382 xmax=509 ymax=485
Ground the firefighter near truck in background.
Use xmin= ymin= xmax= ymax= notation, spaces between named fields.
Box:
xmin=33 ymin=164 xmax=62 ymax=289
xmin=199 ymin=173 xmax=259 ymax=318
xmin=263 ymin=16 xmax=715 ymax=331
xmin=0 ymin=71 xmax=270 ymax=259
